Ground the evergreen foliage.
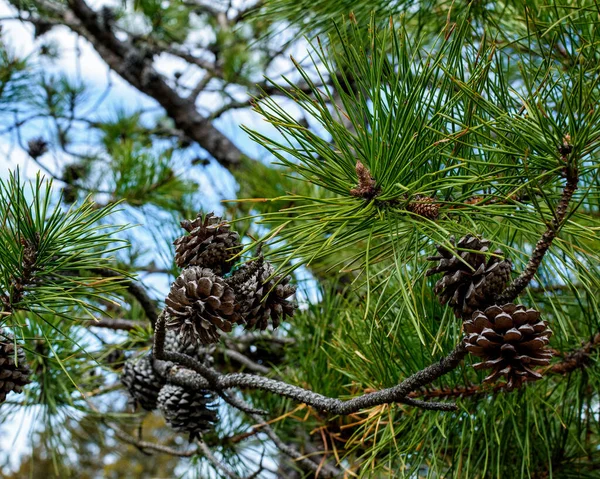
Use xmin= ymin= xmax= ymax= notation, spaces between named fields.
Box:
xmin=0 ymin=1 xmax=599 ymax=478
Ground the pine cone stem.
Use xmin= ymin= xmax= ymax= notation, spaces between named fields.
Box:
xmin=497 ymin=167 xmax=579 ymax=304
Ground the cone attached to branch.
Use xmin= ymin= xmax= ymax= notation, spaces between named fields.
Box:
xmin=406 ymin=195 xmax=439 ymax=220
xmin=157 ymin=383 xmax=218 ymax=441
xmin=174 ymin=212 xmax=241 ymax=274
xmin=165 ymin=266 xmax=237 ymax=345
xmin=0 ymin=333 xmax=31 ymax=405
xmin=121 ymin=330 xmax=214 ymax=410
xmin=426 ymin=235 xmax=512 ymax=318
xmin=464 ymin=304 xmax=553 ymax=390
xmin=228 ymin=258 xmax=296 ymax=331
xmin=350 ymin=160 xmax=380 ymax=199
xmin=121 ymin=353 xmax=164 ymax=411
xmin=163 ymin=329 xmax=214 ymax=366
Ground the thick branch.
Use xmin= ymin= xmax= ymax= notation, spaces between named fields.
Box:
xmin=52 ymin=0 xmax=245 ymax=170
xmin=217 ymin=344 xmax=465 ymax=414
xmin=496 ymin=166 xmax=578 ymax=303
xmin=154 ymin=312 xmax=464 ymax=415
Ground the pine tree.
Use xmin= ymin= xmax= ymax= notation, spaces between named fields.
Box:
xmin=1 ymin=1 xmax=599 ymax=478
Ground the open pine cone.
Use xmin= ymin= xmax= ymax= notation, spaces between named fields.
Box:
xmin=464 ymin=304 xmax=553 ymax=390
xmin=426 ymin=235 xmax=512 ymax=318
xmin=227 ymin=259 xmax=296 ymax=331
xmin=165 ymin=266 xmax=237 ymax=345
xmin=174 ymin=212 xmax=241 ymax=274
xmin=157 ymin=383 xmax=218 ymax=441
xmin=0 ymin=333 xmax=31 ymax=405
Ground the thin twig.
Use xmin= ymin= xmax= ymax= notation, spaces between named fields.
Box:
xmin=550 ymin=333 xmax=600 ymax=375
xmin=96 ymin=268 xmax=159 ymax=327
xmin=198 ymin=441 xmax=242 ymax=479
xmin=250 ymin=414 xmax=341 ymax=478
xmin=109 ymin=423 xmax=199 ymax=457
xmin=87 ymin=318 xmax=141 ymax=331
xmin=222 ymin=348 xmax=271 ymax=375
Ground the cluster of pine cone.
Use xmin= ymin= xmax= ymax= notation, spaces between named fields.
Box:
xmin=121 ymin=331 xmax=217 ymax=440
xmin=427 ymin=235 xmax=553 ymax=391
xmin=121 ymin=212 xmax=297 ymax=438
xmin=0 ymin=331 xmax=31 ymax=405
xmin=166 ymin=212 xmax=296 ymax=346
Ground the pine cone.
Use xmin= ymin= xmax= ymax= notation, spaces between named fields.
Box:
xmin=121 ymin=330 xmax=215 ymax=410
xmin=426 ymin=235 xmax=512 ymax=318
xmin=228 ymin=259 xmax=296 ymax=331
xmin=406 ymin=195 xmax=439 ymax=220
xmin=165 ymin=266 xmax=237 ymax=345
xmin=163 ymin=329 xmax=214 ymax=366
xmin=464 ymin=304 xmax=553 ymax=390
xmin=0 ymin=333 xmax=31 ymax=405
xmin=173 ymin=212 xmax=242 ymax=274
xmin=157 ymin=383 xmax=217 ymax=441
xmin=27 ymin=137 xmax=48 ymax=159
xmin=121 ymin=353 xmax=164 ymax=411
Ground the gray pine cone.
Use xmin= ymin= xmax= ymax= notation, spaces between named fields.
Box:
xmin=0 ymin=333 xmax=31 ymax=405
xmin=228 ymin=259 xmax=296 ymax=331
xmin=174 ymin=212 xmax=242 ymax=275
xmin=163 ymin=329 xmax=214 ymax=366
xmin=121 ymin=331 xmax=214 ymax=410
xmin=157 ymin=383 xmax=218 ymax=441
xmin=121 ymin=353 xmax=163 ymax=411
xmin=426 ymin=235 xmax=512 ymax=318
xmin=165 ymin=266 xmax=237 ymax=345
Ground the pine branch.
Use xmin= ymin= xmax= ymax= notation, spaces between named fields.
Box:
xmin=153 ymin=311 xmax=463 ymax=415
xmin=87 ymin=318 xmax=140 ymax=331
xmin=496 ymin=162 xmax=579 ymax=304
xmin=33 ymin=0 xmax=246 ymax=170
xmin=410 ymin=334 xmax=600 ymax=400
xmin=550 ymin=333 xmax=600 ymax=375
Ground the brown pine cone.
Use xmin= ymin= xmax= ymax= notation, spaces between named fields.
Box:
xmin=406 ymin=195 xmax=439 ymax=220
xmin=173 ymin=212 xmax=242 ymax=275
xmin=227 ymin=259 xmax=296 ymax=331
xmin=464 ymin=304 xmax=553 ymax=390
xmin=0 ymin=333 xmax=32 ymax=405
xmin=165 ymin=267 xmax=237 ymax=344
xmin=426 ymin=235 xmax=512 ymax=318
